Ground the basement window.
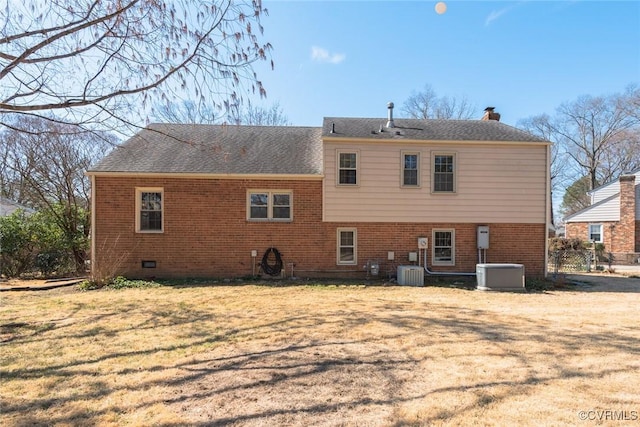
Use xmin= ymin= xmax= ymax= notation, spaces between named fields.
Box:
xmin=433 ymin=229 xmax=455 ymax=266
xmin=337 ymin=228 xmax=357 ymax=265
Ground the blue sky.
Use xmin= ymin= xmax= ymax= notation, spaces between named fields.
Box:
xmin=250 ymin=1 xmax=640 ymax=127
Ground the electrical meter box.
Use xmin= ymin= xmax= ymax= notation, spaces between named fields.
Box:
xmin=417 ymin=237 xmax=428 ymax=249
xmin=477 ymin=226 xmax=490 ymax=249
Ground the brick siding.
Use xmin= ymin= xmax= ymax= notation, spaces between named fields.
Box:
xmin=566 ymin=176 xmax=638 ymax=261
xmin=618 ymin=175 xmax=637 ymax=253
xmin=566 ymin=221 xmax=640 ymax=262
xmin=93 ymin=177 xmax=547 ymax=279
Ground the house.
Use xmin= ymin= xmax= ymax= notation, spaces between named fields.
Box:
xmin=0 ymin=197 xmax=35 ymax=217
xmin=87 ymin=104 xmax=552 ymax=279
xmin=564 ymin=169 xmax=640 ymax=263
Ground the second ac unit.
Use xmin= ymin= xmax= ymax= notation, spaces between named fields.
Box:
xmin=397 ymin=266 xmax=424 ymax=286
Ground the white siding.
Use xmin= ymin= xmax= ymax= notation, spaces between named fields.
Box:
xmin=566 ymin=196 xmax=621 ymax=222
xmin=591 ymin=170 xmax=640 ymax=204
xmin=591 ymin=181 xmax=618 ymax=204
xmin=323 ymin=141 xmax=548 ymax=223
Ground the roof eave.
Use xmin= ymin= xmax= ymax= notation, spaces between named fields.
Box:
xmin=322 ymin=136 xmax=551 ymax=145
xmin=86 ymin=171 xmax=324 ymax=180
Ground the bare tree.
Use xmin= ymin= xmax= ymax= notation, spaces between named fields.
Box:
xmin=402 ymin=85 xmax=438 ymax=119
xmin=434 ymin=96 xmax=476 ymax=120
xmin=599 ymin=127 xmax=640 ymax=180
xmin=517 ymin=113 xmax=564 ymax=224
xmin=0 ymin=1 xmax=272 ymax=135
xmin=152 ymin=100 xmax=218 ymax=124
xmin=621 ymin=83 xmax=640 ymax=121
xmin=229 ymin=101 xmax=290 ymax=125
xmin=554 ymin=93 xmax=639 ymax=191
xmin=519 ymin=87 xmax=640 ymax=221
xmin=401 ymin=84 xmax=476 ymax=119
xmin=1 ymin=115 xmax=116 ymax=271
xmin=153 ymin=99 xmax=289 ymax=125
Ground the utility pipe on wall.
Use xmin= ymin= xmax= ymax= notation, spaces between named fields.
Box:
xmin=421 ymin=247 xmax=476 ymax=276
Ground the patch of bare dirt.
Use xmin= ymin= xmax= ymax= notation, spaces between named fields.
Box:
xmin=171 ymin=341 xmax=416 ymax=426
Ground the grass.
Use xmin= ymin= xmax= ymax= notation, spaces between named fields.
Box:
xmin=1 ymin=279 xmax=639 ymax=426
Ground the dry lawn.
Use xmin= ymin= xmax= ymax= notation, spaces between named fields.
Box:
xmin=1 ymin=277 xmax=640 ymax=426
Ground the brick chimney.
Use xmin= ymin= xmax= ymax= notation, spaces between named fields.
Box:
xmin=482 ymin=107 xmax=501 ymax=121
xmin=617 ymin=174 xmax=637 ymax=254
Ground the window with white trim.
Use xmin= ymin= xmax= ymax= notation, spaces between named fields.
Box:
xmin=432 ymin=229 xmax=455 ymax=265
xmin=402 ymin=152 xmax=420 ymax=187
xmin=338 ymin=151 xmax=358 ymax=185
xmin=136 ymin=188 xmax=163 ymax=233
xmin=337 ymin=228 xmax=357 ymax=265
xmin=588 ymin=224 xmax=603 ymax=243
xmin=433 ymin=153 xmax=455 ymax=193
xmin=248 ymin=191 xmax=292 ymax=221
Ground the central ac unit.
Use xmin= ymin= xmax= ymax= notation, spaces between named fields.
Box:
xmin=397 ymin=266 xmax=424 ymax=286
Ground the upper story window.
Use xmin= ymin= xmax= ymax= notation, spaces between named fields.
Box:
xmin=248 ymin=191 xmax=292 ymax=221
xmin=588 ymin=224 xmax=603 ymax=243
xmin=338 ymin=151 xmax=358 ymax=185
xmin=402 ymin=152 xmax=420 ymax=187
xmin=433 ymin=153 xmax=456 ymax=193
xmin=136 ymin=188 xmax=163 ymax=233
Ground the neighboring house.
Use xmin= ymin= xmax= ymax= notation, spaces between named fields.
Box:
xmin=564 ymin=169 xmax=640 ymax=263
xmin=553 ymin=225 xmax=566 ymax=238
xmin=87 ymin=105 xmax=551 ymax=279
xmin=0 ymin=197 xmax=35 ymax=217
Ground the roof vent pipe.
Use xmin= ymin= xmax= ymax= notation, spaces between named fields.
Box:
xmin=386 ymin=102 xmax=395 ymax=128
xmin=330 ymin=122 xmax=335 ymax=133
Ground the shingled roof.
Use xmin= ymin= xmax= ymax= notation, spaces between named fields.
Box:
xmin=89 ymin=123 xmax=324 ymax=175
xmin=0 ymin=197 xmax=35 ymax=216
xmin=322 ymin=117 xmax=550 ymax=143
xmin=89 ymin=117 xmax=549 ymax=175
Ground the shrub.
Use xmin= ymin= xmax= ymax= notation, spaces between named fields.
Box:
xmin=32 ymin=204 xmax=88 ymax=274
xmin=0 ymin=207 xmax=81 ymax=278
xmin=35 ymin=250 xmax=67 ymax=277
xmin=0 ymin=211 xmax=36 ymax=277
xmin=548 ymin=237 xmax=587 ymax=251
xmin=88 ymin=235 xmax=132 ymax=287
xmin=79 ymin=276 xmax=161 ymax=290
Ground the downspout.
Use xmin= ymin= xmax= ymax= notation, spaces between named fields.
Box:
xmin=544 ymin=143 xmax=551 ymax=278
